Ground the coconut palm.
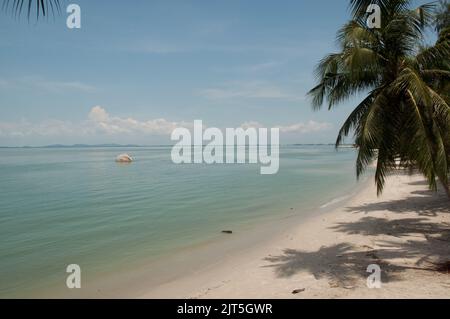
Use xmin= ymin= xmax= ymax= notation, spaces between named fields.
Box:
xmin=308 ymin=0 xmax=450 ymax=197
xmin=1 ymin=0 xmax=61 ymax=20
xmin=435 ymin=0 xmax=450 ymax=33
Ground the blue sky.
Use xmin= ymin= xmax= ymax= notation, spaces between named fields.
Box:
xmin=0 ymin=0 xmax=433 ymax=146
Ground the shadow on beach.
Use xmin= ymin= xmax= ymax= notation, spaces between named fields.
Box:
xmin=264 ymin=185 xmax=450 ymax=288
xmin=344 ymin=187 xmax=450 ymax=217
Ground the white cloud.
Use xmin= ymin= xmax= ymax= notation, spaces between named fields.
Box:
xmin=212 ymin=61 xmax=284 ymax=74
xmin=133 ymin=43 xmax=187 ymax=54
xmin=0 ymin=76 xmax=95 ymax=92
xmin=130 ymin=41 xmax=318 ymax=57
xmin=0 ymin=106 xmax=190 ymax=138
xmin=277 ymin=121 xmax=333 ymax=134
xmin=241 ymin=61 xmax=284 ymax=72
xmin=36 ymin=80 xmax=96 ymax=92
xmin=199 ymin=81 xmax=304 ymax=101
xmin=240 ymin=121 xmax=265 ymax=130
xmin=0 ymin=106 xmax=331 ymax=140
xmin=88 ymin=106 xmax=109 ymax=122
xmin=87 ymin=106 xmax=192 ymax=135
xmin=240 ymin=120 xmax=332 ymax=134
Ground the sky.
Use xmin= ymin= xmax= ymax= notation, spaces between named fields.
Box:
xmin=0 ymin=0 xmax=433 ymax=146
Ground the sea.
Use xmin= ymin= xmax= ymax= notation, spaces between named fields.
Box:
xmin=0 ymin=145 xmax=366 ymax=297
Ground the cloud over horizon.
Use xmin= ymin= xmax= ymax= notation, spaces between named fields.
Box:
xmin=0 ymin=106 xmax=332 ymax=144
xmin=0 ymin=106 xmax=188 ymax=139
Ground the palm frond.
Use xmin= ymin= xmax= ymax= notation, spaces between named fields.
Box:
xmin=310 ymin=0 xmax=450 ymax=197
xmin=2 ymin=0 xmax=61 ymax=20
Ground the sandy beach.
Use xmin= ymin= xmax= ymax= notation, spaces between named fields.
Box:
xmin=142 ymin=172 xmax=450 ymax=299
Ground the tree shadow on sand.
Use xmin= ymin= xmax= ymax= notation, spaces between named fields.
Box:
xmin=330 ymin=217 xmax=450 ymax=238
xmin=264 ymin=190 xmax=450 ymax=288
xmin=344 ymin=186 xmax=449 ymax=217
xmin=264 ymin=244 xmax=410 ymax=286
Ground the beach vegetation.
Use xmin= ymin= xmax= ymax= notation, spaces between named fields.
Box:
xmin=1 ymin=0 xmax=62 ymax=20
xmin=435 ymin=0 xmax=450 ymax=33
xmin=309 ymin=0 xmax=450 ymax=198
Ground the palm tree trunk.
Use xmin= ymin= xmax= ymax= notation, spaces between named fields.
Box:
xmin=441 ymin=179 xmax=450 ymax=199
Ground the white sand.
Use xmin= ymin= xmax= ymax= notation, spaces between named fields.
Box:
xmin=141 ymin=173 xmax=450 ymax=299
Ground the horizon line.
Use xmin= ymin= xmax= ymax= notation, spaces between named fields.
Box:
xmin=0 ymin=143 xmax=356 ymax=149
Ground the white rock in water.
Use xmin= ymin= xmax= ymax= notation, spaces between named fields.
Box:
xmin=115 ymin=154 xmax=133 ymax=163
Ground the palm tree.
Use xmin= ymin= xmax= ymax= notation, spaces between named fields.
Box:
xmin=435 ymin=0 xmax=450 ymax=33
xmin=308 ymin=0 xmax=450 ymax=198
xmin=1 ymin=0 xmax=61 ymax=20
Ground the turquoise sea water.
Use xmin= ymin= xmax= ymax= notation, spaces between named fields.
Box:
xmin=0 ymin=145 xmax=361 ymax=297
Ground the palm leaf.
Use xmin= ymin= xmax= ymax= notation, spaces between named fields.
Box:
xmin=2 ymin=0 xmax=61 ymax=19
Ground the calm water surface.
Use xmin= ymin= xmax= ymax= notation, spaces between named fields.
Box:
xmin=0 ymin=145 xmax=361 ymax=297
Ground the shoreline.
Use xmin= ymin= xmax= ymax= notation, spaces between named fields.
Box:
xmin=140 ymin=172 xmax=450 ymax=299
xmin=8 ymin=146 xmax=362 ymax=299
xmin=46 ymin=169 xmax=369 ymax=299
